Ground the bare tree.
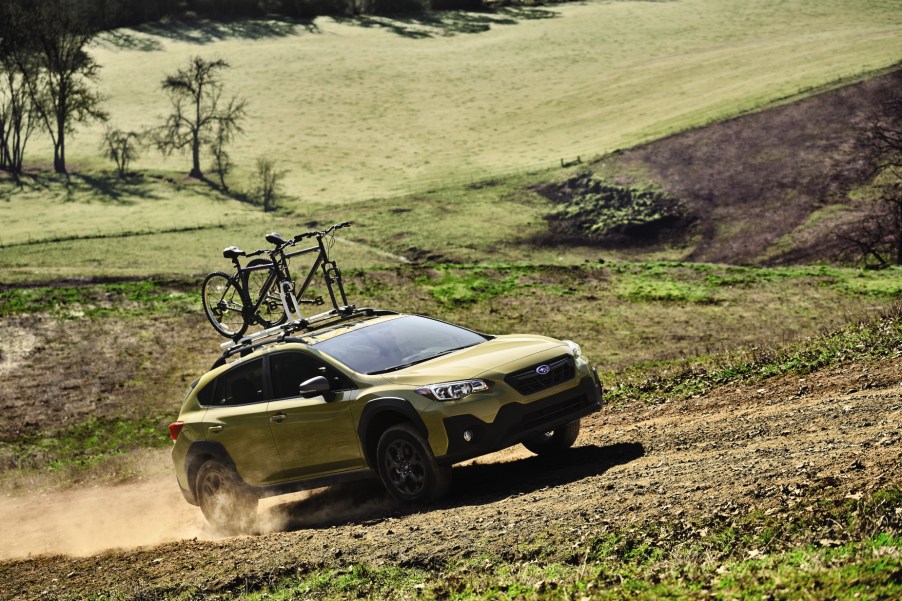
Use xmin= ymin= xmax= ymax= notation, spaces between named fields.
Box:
xmin=2 ymin=0 xmax=107 ymax=174
xmin=100 ymin=126 xmax=142 ymax=178
xmin=209 ymin=97 xmax=244 ymax=190
xmin=0 ymin=53 xmax=37 ymax=184
xmin=155 ymin=56 xmax=246 ymax=179
xmin=840 ymin=89 xmax=902 ymax=267
xmin=254 ymin=157 xmax=286 ymax=212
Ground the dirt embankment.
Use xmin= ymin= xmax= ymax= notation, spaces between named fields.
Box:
xmin=579 ymin=69 xmax=902 ymax=265
xmin=0 ymin=355 xmax=899 ymax=599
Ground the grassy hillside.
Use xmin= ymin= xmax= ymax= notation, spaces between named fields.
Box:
xmin=15 ymin=0 xmax=902 ymax=207
xmin=3 ymin=60 xmax=899 ymax=284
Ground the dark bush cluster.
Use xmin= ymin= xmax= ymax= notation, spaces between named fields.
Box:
xmin=541 ymin=172 xmax=693 ymax=245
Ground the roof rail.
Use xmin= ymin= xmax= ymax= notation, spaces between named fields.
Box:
xmin=211 ymin=306 xmax=397 ymax=369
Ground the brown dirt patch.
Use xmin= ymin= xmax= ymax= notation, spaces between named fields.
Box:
xmin=588 ymin=69 xmax=902 ymax=264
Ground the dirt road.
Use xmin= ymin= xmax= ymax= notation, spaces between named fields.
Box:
xmin=1 ymin=358 xmax=899 ymax=599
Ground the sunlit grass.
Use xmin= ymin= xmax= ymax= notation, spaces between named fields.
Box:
xmin=16 ymin=0 xmax=902 ymax=205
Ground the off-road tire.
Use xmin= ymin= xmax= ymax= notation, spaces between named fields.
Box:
xmin=522 ymin=419 xmax=581 ymax=456
xmin=376 ymin=424 xmax=451 ymax=504
xmin=245 ymin=258 xmax=288 ymax=328
xmin=195 ymin=459 xmax=258 ymax=534
xmin=201 ymin=272 xmax=248 ymax=339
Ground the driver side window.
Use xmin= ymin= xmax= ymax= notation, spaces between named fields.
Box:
xmin=269 ymin=352 xmax=353 ymax=400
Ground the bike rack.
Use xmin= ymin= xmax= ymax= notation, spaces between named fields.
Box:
xmin=212 ymin=307 xmax=398 ymax=368
xmin=279 ymin=280 xmax=305 ymax=322
xmin=219 ymin=305 xmax=355 ymax=351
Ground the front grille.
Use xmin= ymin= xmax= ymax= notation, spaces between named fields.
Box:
xmin=522 ymin=394 xmax=591 ymax=429
xmin=504 ymin=354 xmax=575 ymax=395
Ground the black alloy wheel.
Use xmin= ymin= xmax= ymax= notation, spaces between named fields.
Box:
xmin=376 ymin=424 xmax=450 ymax=503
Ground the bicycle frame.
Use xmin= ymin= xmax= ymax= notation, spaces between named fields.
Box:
xmin=237 ymin=258 xmax=305 ymax=323
xmin=284 ymin=232 xmax=349 ymax=312
xmin=212 ymin=223 xmax=354 ymax=348
xmin=230 ymin=227 xmax=350 ymax=322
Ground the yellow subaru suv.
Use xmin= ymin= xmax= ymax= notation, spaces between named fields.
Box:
xmin=170 ymin=309 xmax=603 ymax=532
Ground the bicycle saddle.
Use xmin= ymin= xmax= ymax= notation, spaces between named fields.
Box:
xmin=222 ymin=246 xmax=245 ymax=259
xmin=265 ymin=232 xmax=287 ymax=246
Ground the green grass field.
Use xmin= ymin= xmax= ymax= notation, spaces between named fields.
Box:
xmin=4 ymin=0 xmax=901 ymax=273
xmin=15 ymin=0 xmax=901 ymax=209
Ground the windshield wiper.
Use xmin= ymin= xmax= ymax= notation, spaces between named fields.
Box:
xmin=367 ymin=344 xmax=479 ymax=375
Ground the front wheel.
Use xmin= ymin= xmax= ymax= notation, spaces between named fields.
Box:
xmin=201 ymin=272 xmax=248 ymax=339
xmin=522 ymin=419 xmax=581 ymax=456
xmin=195 ymin=459 xmax=258 ymax=534
xmin=376 ymin=424 xmax=451 ymax=504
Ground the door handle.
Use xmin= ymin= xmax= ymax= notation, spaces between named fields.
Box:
xmin=271 ymin=413 xmax=287 ymax=424
xmin=208 ymin=425 xmax=223 ymax=433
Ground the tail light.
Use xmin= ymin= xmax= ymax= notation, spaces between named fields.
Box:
xmin=169 ymin=422 xmax=185 ymax=442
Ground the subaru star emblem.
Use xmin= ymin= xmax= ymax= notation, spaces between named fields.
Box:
xmin=536 ymin=364 xmax=551 ymax=375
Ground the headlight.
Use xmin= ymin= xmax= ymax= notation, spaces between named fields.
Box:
xmin=565 ymin=340 xmax=582 ymax=358
xmin=415 ymin=379 xmax=489 ymax=401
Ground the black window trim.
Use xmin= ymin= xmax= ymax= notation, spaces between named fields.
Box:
xmin=197 ymin=356 xmax=268 ymax=408
xmin=267 ymin=349 xmax=357 ymax=400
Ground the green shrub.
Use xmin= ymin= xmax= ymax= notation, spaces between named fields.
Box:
xmin=543 ymin=173 xmax=691 ymax=243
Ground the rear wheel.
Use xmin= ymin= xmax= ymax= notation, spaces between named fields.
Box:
xmin=522 ymin=419 xmax=581 ymax=456
xmin=195 ymin=459 xmax=258 ymax=534
xmin=376 ymin=424 xmax=450 ymax=504
xmin=245 ymin=258 xmax=287 ymax=328
xmin=201 ymin=272 xmax=248 ymax=339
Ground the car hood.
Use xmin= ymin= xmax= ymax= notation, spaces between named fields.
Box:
xmin=378 ymin=334 xmax=567 ymax=386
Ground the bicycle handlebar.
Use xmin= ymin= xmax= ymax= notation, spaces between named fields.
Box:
xmin=291 ymin=221 xmax=351 ymax=243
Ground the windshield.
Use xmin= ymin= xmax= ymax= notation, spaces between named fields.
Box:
xmin=314 ymin=315 xmax=488 ymax=375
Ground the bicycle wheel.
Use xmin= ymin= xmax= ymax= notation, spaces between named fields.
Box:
xmin=245 ymin=258 xmax=288 ymax=328
xmin=202 ymin=272 xmax=248 ymax=339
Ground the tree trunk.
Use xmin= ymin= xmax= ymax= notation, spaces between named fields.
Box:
xmin=190 ymin=85 xmax=202 ymax=178
xmin=189 ymin=127 xmax=202 ymax=177
xmin=54 ymin=140 xmax=65 ymax=173
xmin=54 ymin=89 xmax=67 ymax=174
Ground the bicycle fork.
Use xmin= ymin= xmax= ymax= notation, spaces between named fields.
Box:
xmin=322 ymin=260 xmax=349 ymax=309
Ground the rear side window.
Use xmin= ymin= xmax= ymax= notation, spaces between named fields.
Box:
xmin=270 ymin=351 xmax=353 ymax=399
xmin=202 ymin=359 xmax=265 ymax=406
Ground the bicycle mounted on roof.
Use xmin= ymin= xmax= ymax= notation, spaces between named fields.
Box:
xmin=201 ymin=222 xmax=352 ymax=341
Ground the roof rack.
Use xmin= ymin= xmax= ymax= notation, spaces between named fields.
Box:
xmin=211 ymin=305 xmax=398 ymax=369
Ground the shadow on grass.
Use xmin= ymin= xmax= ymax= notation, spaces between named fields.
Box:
xmin=336 ymin=7 xmax=558 ymax=39
xmin=98 ymin=17 xmax=321 ymax=50
xmin=262 ymin=442 xmax=644 ymax=532
xmin=197 ymin=176 xmax=263 ymax=208
xmin=96 ymin=8 xmax=555 ymax=48
xmin=69 ymin=173 xmax=164 ymax=205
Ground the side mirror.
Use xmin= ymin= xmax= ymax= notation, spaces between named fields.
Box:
xmin=298 ymin=375 xmax=330 ymax=399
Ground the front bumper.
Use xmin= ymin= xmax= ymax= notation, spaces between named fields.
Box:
xmin=437 ymin=373 xmax=602 ymax=464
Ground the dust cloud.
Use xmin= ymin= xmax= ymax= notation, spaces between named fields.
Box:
xmin=0 ymin=446 xmax=537 ymax=559
xmin=0 ymin=475 xmax=213 ymax=560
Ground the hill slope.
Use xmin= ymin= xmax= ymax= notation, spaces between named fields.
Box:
xmin=2 ymin=313 xmax=899 ymax=598
xmin=16 ymin=0 xmax=902 ymax=204
xmin=544 ymin=69 xmax=902 ymax=265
